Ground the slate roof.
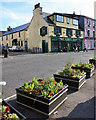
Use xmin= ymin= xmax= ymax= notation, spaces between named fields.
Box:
xmin=2 ymin=22 xmax=30 ymax=36
xmin=42 ymin=12 xmax=55 ymax=25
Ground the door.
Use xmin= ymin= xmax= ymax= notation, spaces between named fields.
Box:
xmin=24 ymin=41 xmax=28 ymax=51
xmin=42 ymin=40 xmax=45 ymax=53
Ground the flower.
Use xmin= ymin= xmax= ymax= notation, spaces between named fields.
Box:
xmin=68 ymin=73 xmax=71 ymax=76
xmin=39 ymin=84 xmax=42 ymax=86
xmin=54 ymin=80 xmax=56 ymax=83
xmin=34 ymin=90 xmax=38 ymax=95
xmin=0 ymin=81 xmax=6 ymax=86
xmin=50 ymin=91 xmax=54 ymax=95
xmin=6 ymin=106 xmax=10 ymax=112
xmin=26 ymin=89 xmax=29 ymax=92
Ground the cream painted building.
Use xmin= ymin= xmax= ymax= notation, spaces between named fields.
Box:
xmin=0 ymin=3 xmax=84 ymax=52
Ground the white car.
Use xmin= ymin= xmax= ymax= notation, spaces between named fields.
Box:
xmin=9 ymin=46 xmax=23 ymax=52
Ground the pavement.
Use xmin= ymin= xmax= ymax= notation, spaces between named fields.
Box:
xmin=1 ymin=50 xmax=95 ymax=119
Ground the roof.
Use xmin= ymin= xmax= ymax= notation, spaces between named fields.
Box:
xmin=42 ymin=12 xmax=55 ymax=25
xmin=2 ymin=22 xmax=30 ymax=36
xmin=48 ymin=12 xmax=79 ymax=20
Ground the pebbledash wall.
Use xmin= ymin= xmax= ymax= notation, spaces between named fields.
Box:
xmin=0 ymin=3 xmax=84 ymax=52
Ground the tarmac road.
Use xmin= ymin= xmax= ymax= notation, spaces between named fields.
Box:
xmin=1 ymin=50 xmax=95 ymax=119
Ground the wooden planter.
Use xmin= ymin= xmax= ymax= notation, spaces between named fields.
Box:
xmin=71 ymin=66 xmax=94 ymax=78
xmin=54 ymin=73 xmax=86 ymax=90
xmin=2 ymin=100 xmax=26 ymax=120
xmin=16 ymin=85 xmax=68 ymax=116
xmin=89 ymin=59 xmax=96 ymax=68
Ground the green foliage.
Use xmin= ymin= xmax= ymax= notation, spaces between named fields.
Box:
xmin=58 ymin=63 xmax=85 ymax=78
xmin=20 ymin=77 xmax=66 ymax=99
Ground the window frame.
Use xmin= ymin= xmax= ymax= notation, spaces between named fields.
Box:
xmin=21 ymin=41 xmax=23 ymax=47
xmin=56 ymin=15 xmax=64 ymax=23
xmin=67 ymin=18 xmax=70 ymax=24
xmin=73 ymin=19 xmax=78 ymax=26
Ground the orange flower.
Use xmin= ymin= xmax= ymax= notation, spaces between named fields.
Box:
xmin=39 ymin=84 xmax=42 ymax=86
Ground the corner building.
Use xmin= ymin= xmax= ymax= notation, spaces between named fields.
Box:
xmin=0 ymin=3 xmax=84 ymax=52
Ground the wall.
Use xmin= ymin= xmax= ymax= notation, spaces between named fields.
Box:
xmin=28 ymin=7 xmax=49 ymax=52
xmin=49 ymin=15 xmax=78 ymax=29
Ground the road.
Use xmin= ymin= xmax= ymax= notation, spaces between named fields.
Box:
xmin=1 ymin=50 xmax=95 ymax=119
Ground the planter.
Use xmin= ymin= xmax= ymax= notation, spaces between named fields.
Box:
xmin=71 ymin=66 xmax=94 ymax=78
xmin=2 ymin=100 xmax=26 ymax=120
xmin=89 ymin=59 xmax=96 ymax=68
xmin=54 ymin=73 xmax=86 ymax=90
xmin=16 ymin=80 xmax=68 ymax=116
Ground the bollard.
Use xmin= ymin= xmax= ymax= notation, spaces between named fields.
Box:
xmin=4 ymin=50 xmax=8 ymax=58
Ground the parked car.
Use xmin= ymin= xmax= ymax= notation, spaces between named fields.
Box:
xmin=9 ymin=46 xmax=23 ymax=52
xmin=0 ymin=45 xmax=8 ymax=54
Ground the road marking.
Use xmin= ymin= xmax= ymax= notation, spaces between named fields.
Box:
xmin=4 ymin=94 xmax=16 ymax=101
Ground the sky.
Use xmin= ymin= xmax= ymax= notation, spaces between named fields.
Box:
xmin=0 ymin=0 xmax=96 ymax=31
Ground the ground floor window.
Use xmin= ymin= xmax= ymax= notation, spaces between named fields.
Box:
xmin=21 ymin=41 xmax=23 ymax=46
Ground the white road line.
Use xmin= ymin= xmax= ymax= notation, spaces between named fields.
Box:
xmin=4 ymin=94 xmax=16 ymax=101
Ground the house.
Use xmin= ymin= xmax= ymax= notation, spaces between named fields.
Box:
xmin=0 ymin=3 xmax=84 ymax=52
xmin=63 ymin=13 xmax=96 ymax=49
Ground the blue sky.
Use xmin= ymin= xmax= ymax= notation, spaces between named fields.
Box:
xmin=0 ymin=0 xmax=96 ymax=31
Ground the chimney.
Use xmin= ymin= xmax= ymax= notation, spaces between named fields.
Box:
xmin=73 ymin=11 xmax=75 ymax=16
xmin=34 ymin=3 xmax=40 ymax=9
xmin=7 ymin=26 xmax=12 ymax=31
xmin=33 ymin=3 xmax=42 ymax=15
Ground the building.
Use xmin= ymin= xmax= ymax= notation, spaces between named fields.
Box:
xmin=63 ymin=13 xmax=96 ymax=49
xmin=0 ymin=3 xmax=84 ymax=52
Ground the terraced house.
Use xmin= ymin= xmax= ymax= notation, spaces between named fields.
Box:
xmin=0 ymin=3 xmax=84 ymax=52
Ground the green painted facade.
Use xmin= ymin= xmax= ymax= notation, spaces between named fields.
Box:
xmin=51 ymin=36 xmax=83 ymax=52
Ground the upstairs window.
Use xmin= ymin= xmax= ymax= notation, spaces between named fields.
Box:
xmin=54 ymin=26 xmax=62 ymax=36
xmin=93 ymin=21 xmax=95 ymax=28
xmin=19 ymin=32 xmax=20 ymax=37
xmin=56 ymin=15 xmax=64 ymax=22
xmin=66 ymin=29 xmax=73 ymax=37
xmin=52 ymin=16 xmax=54 ymax=21
xmin=93 ymin=30 xmax=95 ymax=37
xmin=12 ymin=34 xmax=13 ymax=39
xmin=6 ymin=35 xmax=8 ymax=40
xmin=67 ymin=18 xmax=70 ymax=24
xmin=76 ymin=30 xmax=81 ymax=37
xmin=88 ymin=20 xmax=90 ymax=27
xmin=2 ymin=37 xmax=3 ymax=41
xmin=73 ymin=19 xmax=78 ymax=25
xmin=87 ymin=29 xmax=90 ymax=36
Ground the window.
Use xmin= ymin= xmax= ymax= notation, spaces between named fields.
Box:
xmin=66 ymin=29 xmax=72 ymax=37
xmin=21 ymin=41 xmax=23 ymax=46
xmin=54 ymin=27 xmax=62 ymax=36
xmin=93 ymin=30 xmax=95 ymax=38
xmin=93 ymin=21 xmax=95 ymax=28
xmin=67 ymin=18 xmax=70 ymax=24
xmin=18 ymin=41 xmax=20 ymax=46
xmin=12 ymin=34 xmax=13 ymax=39
xmin=87 ymin=29 xmax=90 ymax=36
xmin=19 ymin=32 xmax=20 ymax=37
xmin=73 ymin=19 xmax=78 ymax=25
xmin=76 ymin=30 xmax=81 ymax=37
xmin=88 ymin=20 xmax=90 ymax=27
xmin=56 ymin=15 xmax=64 ymax=22
xmin=6 ymin=36 xmax=8 ymax=40
xmin=2 ymin=37 xmax=3 ymax=41
xmin=52 ymin=16 xmax=54 ymax=21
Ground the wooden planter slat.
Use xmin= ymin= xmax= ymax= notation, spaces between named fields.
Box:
xmin=16 ymin=85 xmax=68 ymax=116
xmin=71 ymin=66 xmax=94 ymax=78
xmin=2 ymin=100 xmax=26 ymax=120
xmin=54 ymin=73 xmax=86 ymax=90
